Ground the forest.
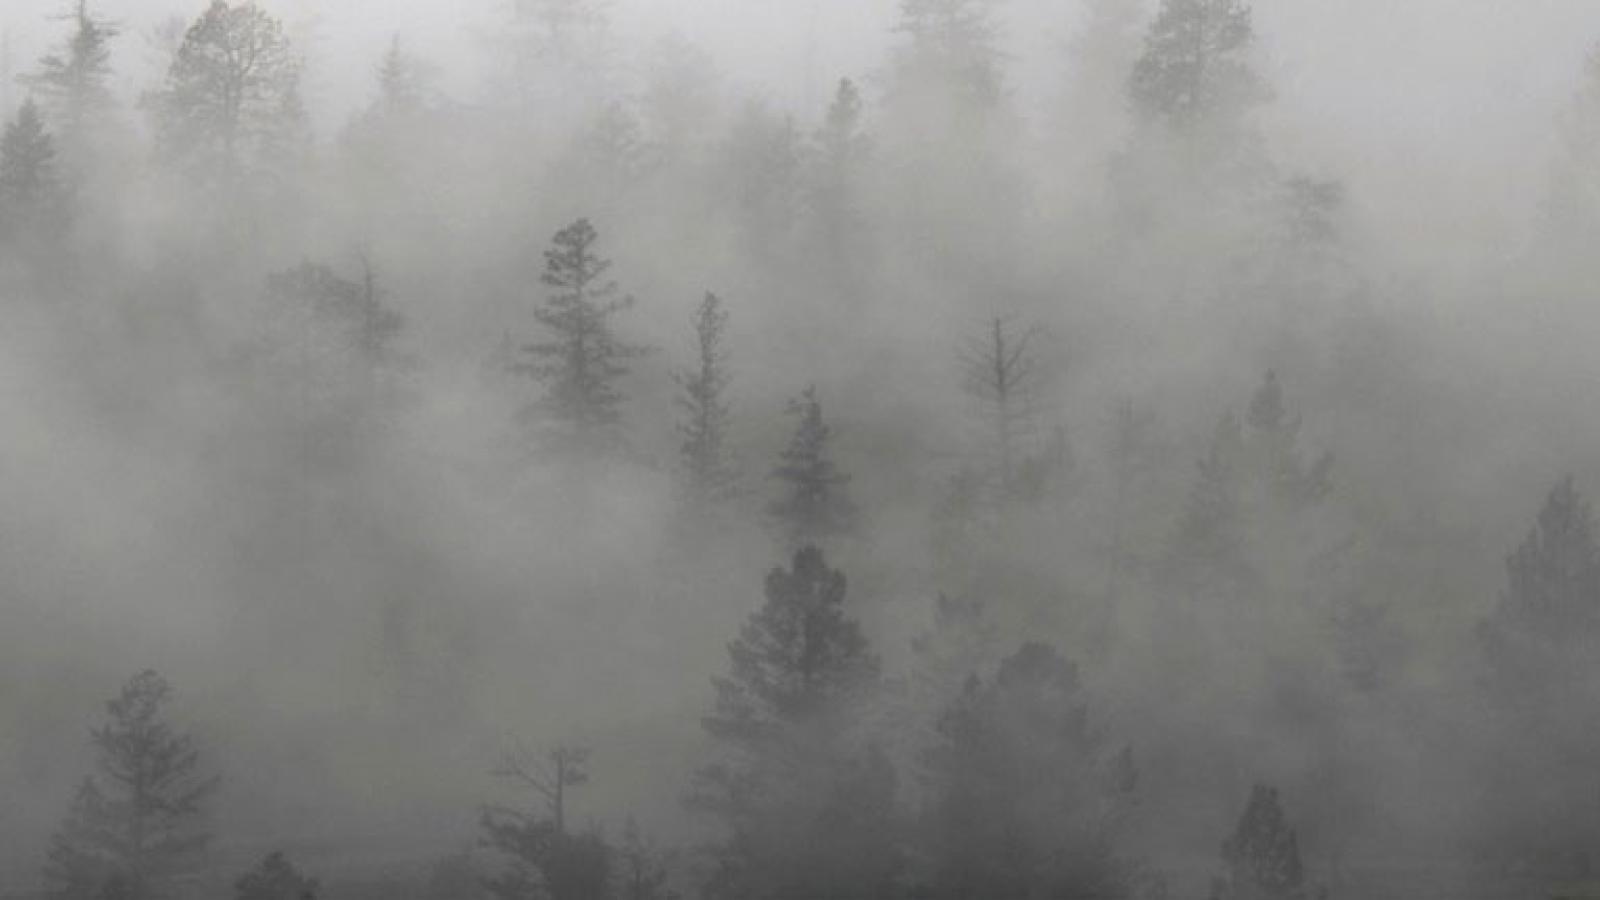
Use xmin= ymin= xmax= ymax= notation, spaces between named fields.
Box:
xmin=2 ymin=0 xmax=1600 ymax=898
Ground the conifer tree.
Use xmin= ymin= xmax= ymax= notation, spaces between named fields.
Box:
xmin=0 ymin=98 xmax=64 ymax=240
xmin=888 ymin=0 xmax=1006 ymax=117
xmin=24 ymin=0 xmax=117 ymax=160
xmin=807 ymin=78 xmax=872 ymax=295
xmin=767 ymin=387 xmax=858 ymax=548
xmin=148 ymin=1 xmax=303 ymax=190
xmin=676 ymin=292 xmax=738 ymax=502
xmin=693 ymin=546 xmax=896 ymax=900
xmin=918 ymin=642 xmax=1134 ymax=900
xmin=1209 ymin=786 xmax=1313 ymax=900
xmin=519 ymin=218 xmax=648 ymax=454
xmin=44 ymin=671 xmax=218 ymax=900
xmin=1128 ymin=0 xmax=1268 ymax=135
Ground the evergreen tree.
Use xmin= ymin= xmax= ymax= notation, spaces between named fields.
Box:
xmin=767 ymin=387 xmax=858 ymax=548
xmin=693 ymin=546 xmax=896 ymax=900
xmin=147 ymin=1 xmax=303 ymax=190
xmin=1482 ymin=477 xmax=1600 ymax=674
xmin=24 ymin=0 xmax=117 ymax=161
xmin=234 ymin=852 xmax=318 ymax=900
xmin=44 ymin=671 xmax=217 ymax=900
xmin=518 ymin=218 xmax=648 ymax=454
xmin=1165 ymin=411 xmax=1247 ymax=599
xmin=918 ymin=642 xmax=1134 ymax=900
xmin=806 ymin=78 xmax=873 ymax=297
xmin=719 ymin=101 xmax=803 ymax=266
xmin=1209 ymin=786 xmax=1313 ymax=900
xmin=372 ymin=35 xmax=432 ymax=119
xmin=1128 ymin=0 xmax=1268 ymax=135
xmin=0 ymin=98 xmax=64 ymax=240
xmin=676 ymin=292 xmax=738 ymax=503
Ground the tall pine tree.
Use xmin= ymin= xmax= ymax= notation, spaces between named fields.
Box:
xmin=519 ymin=218 xmax=648 ymax=455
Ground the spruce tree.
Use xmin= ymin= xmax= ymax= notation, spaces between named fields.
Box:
xmin=767 ymin=386 xmax=858 ymax=548
xmin=44 ymin=671 xmax=218 ymax=900
xmin=1209 ymin=786 xmax=1312 ymax=900
xmin=519 ymin=218 xmax=647 ymax=454
xmin=676 ymin=292 xmax=738 ymax=502
xmin=961 ymin=316 xmax=1042 ymax=502
xmin=693 ymin=546 xmax=896 ymax=900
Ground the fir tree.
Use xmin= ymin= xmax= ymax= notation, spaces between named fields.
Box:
xmin=767 ymin=386 xmax=858 ymax=548
xmin=888 ymin=0 xmax=1006 ymax=117
xmin=806 ymin=78 xmax=873 ymax=297
xmin=518 ymin=218 xmax=648 ymax=454
xmin=676 ymin=292 xmax=738 ymax=503
xmin=44 ymin=671 xmax=218 ymax=900
xmin=0 ymin=98 xmax=64 ymax=240
xmin=1209 ymin=786 xmax=1313 ymax=900
xmin=234 ymin=852 xmax=318 ymax=900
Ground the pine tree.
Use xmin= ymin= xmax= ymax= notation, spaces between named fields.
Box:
xmin=519 ymin=218 xmax=648 ymax=454
xmin=373 ymin=36 xmax=431 ymax=119
xmin=676 ymin=292 xmax=738 ymax=503
xmin=918 ymin=642 xmax=1133 ymax=900
xmin=693 ymin=546 xmax=895 ymax=900
xmin=767 ymin=387 xmax=858 ymax=548
xmin=234 ymin=852 xmax=318 ymax=900
xmin=0 ymin=98 xmax=64 ymax=240
xmin=44 ymin=671 xmax=218 ymax=900
xmin=147 ymin=1 xmax=303 ymax=190
xmin=1128 ymin=0 xmax=1268 ymax=135
xmin=1482 ymin=477 xmax=1600 ymax=674
xmin=24 ymin=0 xmax=116 ymax=160
xmin=1242 ymin=371 xmax=1331 ymax=509
xmin=1209 ymin=786 xmax=1313 ymax=900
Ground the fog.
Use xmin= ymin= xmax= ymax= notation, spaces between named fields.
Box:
xmin=3 ymin=1 xmax=1600 ymax=899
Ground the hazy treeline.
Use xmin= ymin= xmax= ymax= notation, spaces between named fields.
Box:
xmin=4 ymin=1 xmax=1600 ymax=899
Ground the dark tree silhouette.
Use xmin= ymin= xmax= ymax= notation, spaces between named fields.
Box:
xmin=1209 ymin=785 xmax=1314 ymax=900
xmin=482 ymin=744 xmax=609 ymax=900
xmin=694 ymin=546 xmax=896 ymax=900
xmin=676 ymin=292 xmax=738 ymax=502
xmin=44 ymin=671 xmax=218 ymax=900
xmin=961 ymin=316 xmax=1041 ymax=501
xmin=767 ymin=387 xmax=858 ymax=548
xmin=918 ymin=642 xmax=1134 ymax=900
xmin=519 ymin=218 xmax=648 ymax=454
xmin=234 ymin=852 xmax=318 ymax=900
xmin=1128 ymin=0 xmax=1268 ymax=133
